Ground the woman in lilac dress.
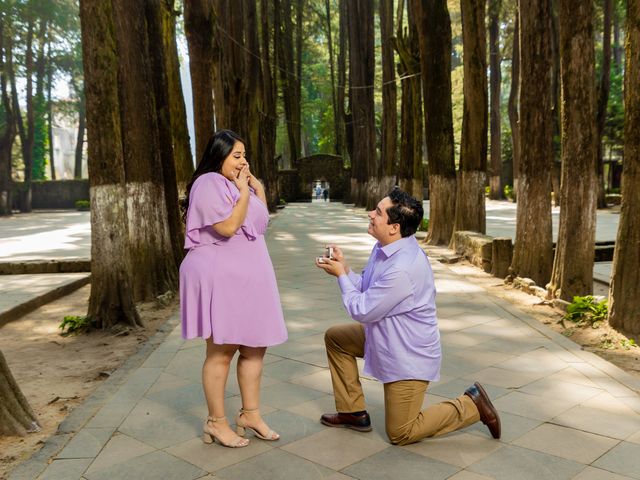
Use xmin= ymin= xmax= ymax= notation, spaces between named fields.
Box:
xmin=180 ymin=130 xmax=287 ymax=448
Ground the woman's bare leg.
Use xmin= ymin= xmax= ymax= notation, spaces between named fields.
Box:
xmin=236 ymin=345 xmax=277 ymax=437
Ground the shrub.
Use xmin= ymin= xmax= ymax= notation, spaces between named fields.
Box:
xmin=562 ymin=295 xmax=608 ymax=328
xmin=59 ymin=315 xmax=95 ymax=336
xmin=503 ymin=184 xmax=513 ymax=200
xmin=75 ymin=200 xmax=90 ymax=211
xmin=418 ymin=218 xmax=430 ymax=232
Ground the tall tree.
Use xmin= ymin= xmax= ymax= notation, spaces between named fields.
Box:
xmin=112 ymin=0 xmax=178 ymax=301
xmin=0 ymin=350 xmax=40 ymax=436
xmin=488 ymin=0 xmax=502 ymax=199
xmin=337 ymin=0 xmax=347 ymax=161
xmin=346 ymin=0 xmax=375 ymax=208
xmin=608 ymin=0 xmax=640 ymax=334
xmin=548 ymin=0 xmax=597 ymax=301
xmin=510 ymin=0 xmax=553 ymax=286
xmin=395 ymin=0 xmax=423 ymax=200
xmin=80 ymin=0 xmax=141 ymax=328
xmin=508 ymin=12 xmax=520 ymax=198
xmin=324 ymin=0 xmax=341 ymax=156
xmin=597 ymin=0 xmax=613 ymax=208
xmin=0 ymin=14 xmax=16 ymax=216
xmin=184 ymin=0 xmax=215 ymax=163
xmin=379 ymin=0 xmax=397 ymax=194
xmin=452 ymin=0 xmax=487 ymax=237
xmin=414 ymin=0 xmax=457 ymax=245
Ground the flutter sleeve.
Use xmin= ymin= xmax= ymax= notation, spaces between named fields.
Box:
xmin=185 ymin=173 xmax=236 ymax=248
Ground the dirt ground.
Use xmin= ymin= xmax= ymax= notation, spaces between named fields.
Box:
xmin=0 ymin=285 xmax=177 ymax=480
xmin=1 ymin=262 xmax=639 ymax=479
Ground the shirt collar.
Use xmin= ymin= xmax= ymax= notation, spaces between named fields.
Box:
xmin=378 ymin=235 xmax=416 ymax=258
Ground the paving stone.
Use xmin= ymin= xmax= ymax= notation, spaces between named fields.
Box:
xmin=552 ymin=405 xmax=640 ymax=440
xmin=402 ymin=431 xmax=502 ymax=468
xmin=342 ymin=445 xmax=459 ymax=480
xmin=573 ymin=466 xmax=636 ymax=480
xmin=512 ymin=423 xmax=619 ymax=464
xmin=593 ymin=442 xmax=640 ymax=479
xmin=468 ymin=445 xmax=584 ymax=480
xmin=259 ymin=381 xmax=328 ymax=409
xmin=84 ymin=450 xmax=205 ymax=480
xmin=38 ymin=458 xmax=92 ymax=480
xmin=83 ymin=433 xmax=155 ymax=475
xmin=281 ymin=428 xmax=389 ymax=470
xmin=215 ymin=449 xmax=335 ymax=480
xmin=55 ymin=428 xmax=115 ymax=459
xmin=492 ymin=391 xmax=577 ymax=421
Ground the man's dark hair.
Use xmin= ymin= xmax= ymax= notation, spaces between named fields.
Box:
xmin=386 ymin=188 xmax=424 ymax=237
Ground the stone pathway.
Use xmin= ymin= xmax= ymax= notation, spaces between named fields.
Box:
xmin=9 ymin=201 xmax=640 ymax=480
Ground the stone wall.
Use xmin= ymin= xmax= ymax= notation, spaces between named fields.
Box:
xmin=30 ymin=180 xmax=90 ymax=209
xmin=278 ymin=154 xmax=350 ymax=202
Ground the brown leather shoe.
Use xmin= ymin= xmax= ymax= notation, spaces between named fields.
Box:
xmin=320 ymin=411 xmax=372 ymax=432
xmin=464 ymin=382 xmax=501 ymax=439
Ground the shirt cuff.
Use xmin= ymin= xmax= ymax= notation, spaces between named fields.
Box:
xmin=337 ymin=273 xmax=356 ymax=294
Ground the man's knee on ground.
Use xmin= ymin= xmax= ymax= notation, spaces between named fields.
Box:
xmin=386 ymin=423 xmax=414 ymax=446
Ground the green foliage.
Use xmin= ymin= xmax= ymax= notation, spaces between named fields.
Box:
xmin=562 ymin=296 xmax=608 ymax=328
xmin=418 ymin=218 xmax=429 ymax=232
xmin=32 ymin=96 xmax=49 ymax=180
xmin=279 ymin=198 xmax=286 ymax=206
xmin=484 ymin=186 xmax=490 ymax=196
xmin=503 ymin=184 xmax=513 ymax=199
xmin=59 ymin=315 xmax=94 ymax=336
xmin=75 ymin=199 xmax=90 ymax=210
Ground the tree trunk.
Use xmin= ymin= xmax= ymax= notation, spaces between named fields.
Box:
xmin=453 ymin=0 xmax=487 ymax=237
xmin=379 ymin=0 xmax=397 ymax=192
xmin=508 ymin=13 xmax=520 ymax=199
xmin=0 ymin=20 xmax=16 ymax=216
xmin=488 ymin=0 xmax=502 ymax=199
xmin=46 ymin=46 xmax=55 ymax=180
xmin=347 ymin=0 xmax=376 ymax=208
xmin=74 ymin=89 xmax=86 ymax=179
xmin=597 ymin=0 xmax=613 ymax=209
xmin=260 ymin=0 xmax=279 ymax=209
xmin=395 ymin=0 xmax=423 ymax=201
xmin=184 ymin=0 xmax=215 ymax=163
xmin=413 ymin=0 xmax=457 ymax=245
xmin=337 ymin=0 xmax=347 ymax=162
xmin=510 ymin=0 xmax=554 ymax=287
xmin=13 ymin=20 xmax=34 ymax=212
xmin=549 ymin=5 xmax=561 ymax=207
xmin=162 ymin=0 xmax=194 ymax=195
xmin=548 ymin=0 xmax=597 ymax=301
xmin=32 ymin=20 xmax=48 ymax=181
xmin=113 ymin=0 xmax=178 ymax=301
xmin=295 ymin=0 xmax=303 ymax=156
xmin=79 ymin=0 xmax=141 ymax=329
xmin=609 ymin=0 xmax=640 ymax=334
xmin=0 ymin=350 xmax=40 ymax=436
xmin=325 ymin=0 xmax=340 ymax=156
xmin=145 ymin=0 xmax=186 ymax=269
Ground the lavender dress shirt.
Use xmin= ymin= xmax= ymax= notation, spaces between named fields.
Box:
xmin=337 ymin=235 xmax=442 ymax=383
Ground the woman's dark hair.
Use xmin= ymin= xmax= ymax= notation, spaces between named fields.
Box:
xmin=386 ymin=188 xmax=424 ymax=237
xmin=180 ymin=129 xmax=245 ymax=221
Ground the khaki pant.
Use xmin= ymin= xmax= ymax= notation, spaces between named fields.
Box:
xmin=325 ymin=323 xmax=480 ymax=445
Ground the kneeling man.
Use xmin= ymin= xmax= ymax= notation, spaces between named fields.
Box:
xmin=315 ymin=188 xmax=500 ymax=445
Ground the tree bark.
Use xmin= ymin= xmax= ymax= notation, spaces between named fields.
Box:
xmin=74 ymin=89 xmax=85 ymax=179
xmin=161 ymin=0 xmax=194 ymax=195
xmin=346 ymin=0 xmax=376 ymax=208
xmin=413 ymin=0 xmax=457 ymax=245
xmin=395 ymin=0 xmax=423 ymax=201
xmin=325 ymin=0 xmax=340 ymax=156
xmin=510 ymin=0 xmax=554 ymax=287
xmin=145 ymin=0 xmax=187 ymax=269
xmin=0 ymin=19 xmax=16 ymax=216
xmin=379 ymin=0 xmax=397 ymax=190
xmin=508 ymin=13 xmax=520 ymax=198
xmin=549 ymin=4 xmax=561 ymax=207
xmin=597 ymin=0 xmax=613 ymax=209
xmin=113 ymin=0 xmax=178 ymax=301
xmin=184 ymin=0 xmax=215 ymax=163
xmin=260 ymin=0 xmax=279 ymax=209
xmin=337 ymin=0 xmax=347 ymax=162
xmin=453 ymin=0 xmax=487 ymax=237
xmin=609 ymin=0 xmax=640 ymax=334
xmin=488 ymin=0 xmax=502 ymax=199
xmin=80 ymin=0 xmax=141 ymax=329
xmin=548 ymin=0 xmax=597 ymax=301
xmin=0 ymin=350 xmax=40 ymax=436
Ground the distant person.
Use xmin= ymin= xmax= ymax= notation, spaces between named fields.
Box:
xmin=323 ymin=188 xmax=329 ymax=202
xmin=315 ymin=188 xmax=500 ymax=445
xmin=316 ymin=185 xmax=322 ymax=200
xmin=180 ymin=129 xmax=287 ymax=448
